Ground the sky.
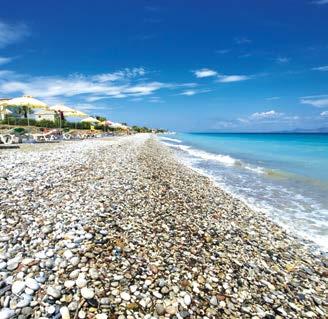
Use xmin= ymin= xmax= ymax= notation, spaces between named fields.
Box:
xmin=0 ymin=0 xmax=328 ymax=132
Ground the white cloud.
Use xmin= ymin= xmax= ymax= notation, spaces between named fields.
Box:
xmin=217 ymin=75 xmax=251 ymax=83
xmin=194 ymin=68 xmax=217 ymax=78
xmin=276 ymin=56 xmax=290 ymax=64
xmin=180 ymin=90 xmax=197 ymax=96
xmin=312 ymin=65 xmax=328 ymax=71
xmin=312 ymin=0 xmax=328 ymax=4
xmin=92 ymin=67 xmax=146 ymax=82
xmin=0 ymin=20 xmax=29 ymax=48
xmin=235 ymin=37 xmax=252 ymax=44
xmin=300 ymin=97 xmax=328 ymax=108
xmin=0 ymin=56 xmax=13 ymax=65
xmin=320 ymin=111 xmax=328 ymax=117
xmin=0 ymin=68 xmax=190 ymax=103
xmin=251 ymin=110 xmax=283 ymax=119
xmin=265 ymin=96 xmax=281 ymax=100
xmin=180 ymin=89 xmax=211 ymax=96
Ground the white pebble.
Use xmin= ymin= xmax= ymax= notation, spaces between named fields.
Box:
xmin=12 ymin=281 xmax=26 ymax=295
xmin=81 ymin=287 xmax=94 ymax=299
xmin=120 ymin=291 xmax=131 ymax=301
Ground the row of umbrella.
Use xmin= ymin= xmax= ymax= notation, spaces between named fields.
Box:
xmin=0 ymin=96 xmax=129 ymax=130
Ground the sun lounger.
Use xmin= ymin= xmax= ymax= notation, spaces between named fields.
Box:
xmin=31 ymin=129 xmax=60 ymax=143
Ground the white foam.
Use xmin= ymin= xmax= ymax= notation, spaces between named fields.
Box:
xmin=159 ymin=137 xmax=182 ymax=143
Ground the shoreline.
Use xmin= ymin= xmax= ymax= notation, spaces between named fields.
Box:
xmin=0 ymin=135 xmax=327 ymax=318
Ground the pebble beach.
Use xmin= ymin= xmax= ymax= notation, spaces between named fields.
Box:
xmin=0 ymin=134 xmax=327 ymax=319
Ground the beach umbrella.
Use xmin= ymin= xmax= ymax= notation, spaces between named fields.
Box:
xmin=50 ymin=104 xmax=77 ymax=115
xmin=50 ymin=104 xmax=81 ymax=128
xmin=99 ymin=120 xmax=113 ymax=126
xmin=81 ymin=116 xmax=100 ymax=123
xmin=0 ymin=106 xmax=12 ymax=124
xmin=111 ymin=122 xmax=128 ymax=130
xmin=67 ymin=110 xmax=88 ymax=129
xmin=3 ymin=96 xmax=48 ymax=126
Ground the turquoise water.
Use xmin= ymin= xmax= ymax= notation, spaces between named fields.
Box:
xmin=159 ymin=133 xmax=328 ymax=252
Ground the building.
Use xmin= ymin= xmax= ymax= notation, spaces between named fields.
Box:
xmin=35 ymin=109 xmax=56 ymax=122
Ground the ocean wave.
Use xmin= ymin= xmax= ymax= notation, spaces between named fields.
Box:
xmin=164 ymin=142 xmax=268 ymax=173
xmin=159 ymin=137 xmax=182 ymax=143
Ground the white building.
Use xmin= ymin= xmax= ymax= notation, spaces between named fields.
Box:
xmin=35 ymin=110 xmax=56 ymax=122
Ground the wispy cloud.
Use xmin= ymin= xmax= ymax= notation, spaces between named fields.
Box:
xmin=250 ymin=110 xmax=283 ymax=120
xmin=215 ymin=49 xmax=230 ymax=54
xmin=265 ymin=96 xmax=281 ymax=101
xmin=320 ymin=111 xmax=328 ymax=117
xmin=217 ymin=74 xmax=251 ymax=83
xmin=312 ymin=65 xmax=328 ymax=71
xmin=312 ymin=0 xmax=328 ymax=4
xmin=180 ymin=89 xmax=211 ymax=96
xmin=193 ymin=68 xmax=217 ymax=78
xmin=0 ymin=20 xmax=29 ymax=48
xmin=0 ymin=56 xmax=13 ymax=65
xmin=276 ymin=56 xmax=290 ymax=64
xmin=235 ymin=37 xmax=252 ymax=44
xmin=300 ymin=96 xmax=328 ymax=108
xmin=0 ymin=68 xmax=192 ymax=102
xmin=92 ymin=68 xmax=146 ymax=82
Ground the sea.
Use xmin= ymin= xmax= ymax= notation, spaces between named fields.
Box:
xmin=159 ymin=133 xmax=328 ymax=252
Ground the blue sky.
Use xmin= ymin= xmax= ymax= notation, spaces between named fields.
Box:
xmin=0 ymin=0 xmax=328 ymax=131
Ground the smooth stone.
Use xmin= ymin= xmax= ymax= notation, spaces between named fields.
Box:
xmin=0 ymin=308 xmax=15 ymax=319
xmin=130 ymin=285 xmax=138 ymax=293
xmin=16 ymin=294 xmax=32 ymax=308
xmin=120 ymin=292 xmax=131 ymax=301
xmin=183 ymin=294 xmax=191 ymax=306
xmin=81 ymin=287 xmax=94 ymax=299
xmin=95 ymin=315 xmax=108 ymax=319
xmin=0 ymin=262 xmax=7 ymax=270
xmin=60 ymin=306 xmax=70 ymax=319
xmin=153 ymin=291 xmax=162 ymax=299
xmin=64 ymin=280 xmax=75 ymax=289
xmin=68 ymin=301 xmax=78 ymax=311
xmin=47 ymin=286 xmax=61 ymax=299
xmin=69 ymin=270 xmax=80 ymax=279
xmin=21 ymin=307 xmax=33 ymax=316
xmin=161 ymin=286 xmax=169 ymax=294
xmin=76 ymin=277 xmax=87 ymax=288
xmin=47 ymin=306 xmax=56 ymax=315
xmin=6 ymin=260 xmax=18 ymax=271
xmin=89 ymin=268 xmax=99 ymax=279
xmin=70 ymin=257 xmax=80 ymax=266
xmin=25 ymin=278 xmax=40 ymax=291
xmin=155 ymin=304 xmax=165 ymax=315
xmin=78 ymin=310 xmax=86 ymax=319
xmin=12 ymin=281 xmax=26 ymax=295
xmin=166 ymin=306 xmax=178 ymax=315
xmin=63 ymin=250 xmax=74 ymax=259
xmin=100 ymin=298 xmax=110 ymax=305
xmin=210 ymin=296 xmax=218 ymax=306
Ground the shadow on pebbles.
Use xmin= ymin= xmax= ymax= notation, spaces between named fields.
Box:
xmin=0 ymin=135 xmax=327 ymax=318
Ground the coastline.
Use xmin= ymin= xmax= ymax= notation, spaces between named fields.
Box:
xmin=0 ymin=135 xmax=327 ymax=318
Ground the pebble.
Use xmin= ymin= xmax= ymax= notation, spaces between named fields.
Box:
xmin=0 ymin=136 xmax=326 ymax=319
xmin=12 ymin=281 xmax=26 ymax=295
xmin=25 ymin=278 xmax=40 ymax=291
xmin=0 ymin=308 xmax=15 ymax=319
xmin=47 ymin=286 xmax=61 ymax=299
xmin=76 ymin=277 xmax=87 ymax=288
xmin=120 ymin=291 xmax=131 ymax=301
xmin=183 ymin=294 xmax=192 ymax=306
xmin=81 ymin=287 xmax=94 ymax=299
xmin=60 ymin=306 xmax=70 ymax=319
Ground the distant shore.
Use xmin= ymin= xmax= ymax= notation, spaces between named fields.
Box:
xmin=0 ymin=135 xmax=327 ymax=318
